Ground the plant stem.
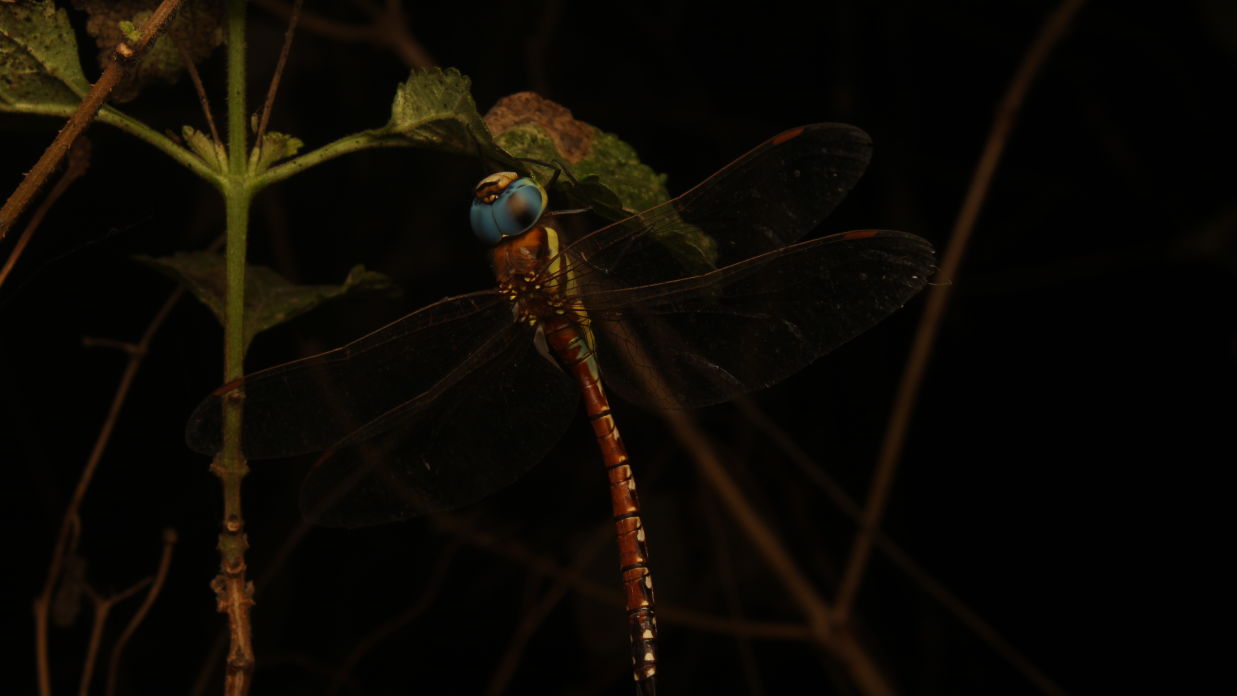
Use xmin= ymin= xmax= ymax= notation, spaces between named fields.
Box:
xmin=99 ymin=106 xmax=224 ymax=186
xmin=251 ymin=128 xmax=403 ymax=191
xmin=0 ymin=103 xmax=222 ymax=187
xmin=212 ymin=2 xmax=256 ymax=694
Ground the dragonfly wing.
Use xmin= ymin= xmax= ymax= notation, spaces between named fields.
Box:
xmin=559 ymin=123 xmax=873 ymax=291
xmin=581 ymin=230 xmax=935 ymax=410
xmin=298 ymin=321 xmax=579 ymax=526
xmin=187 ymin=288 xmax=580 ymax=526
xmin=186 ymin=290 xmax=514 ymax=458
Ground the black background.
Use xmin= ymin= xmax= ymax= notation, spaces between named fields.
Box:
xmin=2 ymin=1 xmax=1232 ymax=694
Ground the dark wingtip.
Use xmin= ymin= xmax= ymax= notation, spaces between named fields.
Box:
xmin=635 ymin=676 xmax=656 ymax=696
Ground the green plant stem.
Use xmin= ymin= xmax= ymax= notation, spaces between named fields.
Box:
xmin=100 ymin=107 xmax=223 ymax=186
xmin=252 ymin=128 xmax=404 ymax=190
xmin=213 ymin=2 xmax=256 ymax=694
xmin=1 ymin=103 xmax=223 ymax=186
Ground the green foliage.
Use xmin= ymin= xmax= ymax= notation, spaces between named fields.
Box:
xmin=182 ymin=125 xmax=226 ymax=171
xmin=383 ymin=67 xmax=494 ymax=158
xmin=0 ymin=0 xmax=90 ymax=111
xmin=485 ymin=93 xmax=669 ymax=216
xmin=249 ymin=131 xmax=303 ymax=173
xmin=139 ymin=252 xmax=399 ymax=352
xmin=483 ymin=92 xmax=713 ymax=267
xmin=0 ymin=1 xmax=695 ymax=334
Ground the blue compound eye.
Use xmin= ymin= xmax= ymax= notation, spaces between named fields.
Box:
xmin=470 ymin=174 xmax=548 ymax=245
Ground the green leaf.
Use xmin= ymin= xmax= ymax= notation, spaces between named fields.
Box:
xmin=0 ymin=0 xmax=91 ymax=111
xmin=249 ymin=130 xmax=303 ymax=173
xmin=182 ymin=125 xmax=225 ymax=170
xmin=484 ymin=92 xmax=715 ymax=269
xmin=486 ymin=93 xmax=670 ymax=214
xmin=117 ymin=19 xmax=140 ymax=44
xmin=139 ymin=252 xmax=400 ymax=353
xmin=383 ymin=66 xmax=494 ymax=157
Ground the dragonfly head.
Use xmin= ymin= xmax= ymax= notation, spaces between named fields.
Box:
xmin=470 ymin=172 xmax=548 ymax=245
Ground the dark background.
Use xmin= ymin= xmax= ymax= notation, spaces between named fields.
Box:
xmin=2 ymin=1 xmax=1231 ymax=694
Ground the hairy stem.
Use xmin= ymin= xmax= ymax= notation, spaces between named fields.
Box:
xmin=211 ymin=2 xmax=257 ymax=695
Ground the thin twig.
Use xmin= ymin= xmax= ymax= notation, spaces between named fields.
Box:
xmin=174 ymin=38 xmax=222 ymax=146
xmin=524 ymin=0 xmax=564 ymax=96
xmin=254 ymin=0 xmax=304 ymax=158
xmin=79 ymin=578 xmax=154 ymax=696
xmin=32 ymin=285 xmax=186 ymax=696
xmin=253 ymin=0 xmax=434 ymax=68
xmin=0 ymin=139 xmax=91 ymax=290
xmin=354 ymin=0 xmax=435 ymax=68
xmin=105 ymin=529 xmax=178 ymax=696
xmin=0 ymin=0 xmax=186 ymax=242
xmin=833 ymin=0 xmax=1090 ymax=625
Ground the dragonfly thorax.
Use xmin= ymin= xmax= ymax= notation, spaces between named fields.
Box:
xmin=492 ymin=225 xmax=572 ymax=327
xmin=497 ymin=272 xmax=570 ymax=326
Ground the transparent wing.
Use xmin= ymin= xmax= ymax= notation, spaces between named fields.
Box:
xmin=297 ymin=322 xmax=579 ymax=526
xmin=580 ymin=230 xmax=935 ymax=409
xmin=186 ymin=290 xmax=580 ymax=526
xmin=558 ymin=123 xmax=874 ymax=293
xmin=186 ymin=291 xmax=514 ymax=458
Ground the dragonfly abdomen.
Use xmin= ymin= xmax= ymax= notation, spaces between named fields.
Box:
xmin=541 ymin=314 xmax=659 ymax=691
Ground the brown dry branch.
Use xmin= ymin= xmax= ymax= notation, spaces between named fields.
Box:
xmin=253 ymin=0 xmax=303 ymax=157
xmin=0 ymin=138 xmax=90 ymax=289
xmin=105 ymin=529 xmax=178 ymax=696
xmin=32 ymin=283 xmax=187 ymax=696
xmin=174 ymin=36 xmax=221 ymax=146
xmin=79 ymin=578 xmax=151 ymax=696
xmin=0 ymin=0 xmax=186 ymax=243
xmin=834 ymin=0 xmax=1090 ymax=627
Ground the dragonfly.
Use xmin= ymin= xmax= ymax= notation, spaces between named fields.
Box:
xmin=187 ymin=123 xmax=935 ymax=694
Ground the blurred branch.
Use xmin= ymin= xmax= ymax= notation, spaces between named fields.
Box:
xmin=80 ymin=578 xmax=152 ymax=696
xmin=660 ymin=409 xmax=893 ymax=696
xmin=105 ymin=529 xmax=178 ymax=696
xmin=433 ymin=514 xmax=813 ymax=641
xmin=253 ymin=0 xmax=434 ymax=68
xmin=483 ymin=524 xmax=612 ymax=696
xmin=738 ymin=398 xmax=1069 ymax=696
xmin=834 ymin=0 xmax=1090 ymax=626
